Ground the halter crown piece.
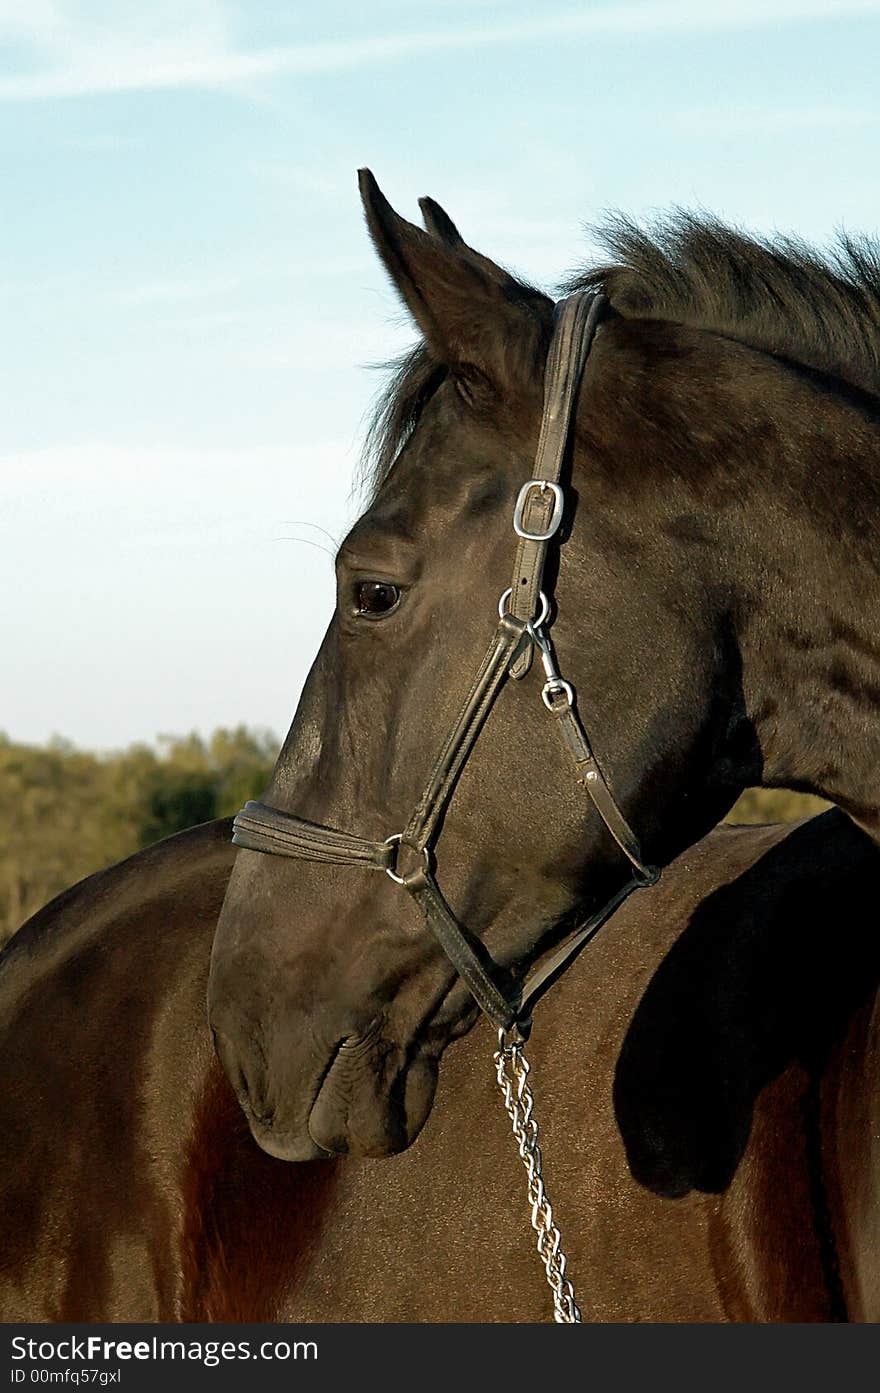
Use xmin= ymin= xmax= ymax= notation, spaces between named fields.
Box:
xmin=231 ymin=292 xmax=659 ymax=1037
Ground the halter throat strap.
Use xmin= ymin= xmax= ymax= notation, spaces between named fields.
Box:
xmin=231 ymin=291 xmax=659 ymax=1034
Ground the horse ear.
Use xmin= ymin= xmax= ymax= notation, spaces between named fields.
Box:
xmin=358 ymin=169 xmax=551 ymax=389
xmin=418 ymin=195 xmax=465 ymax=247
xmin=419 ymin=196 xmax=517 ymax=290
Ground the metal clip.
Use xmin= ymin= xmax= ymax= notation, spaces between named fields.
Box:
xmin=528 ymin=622 xmax=575 ymax=710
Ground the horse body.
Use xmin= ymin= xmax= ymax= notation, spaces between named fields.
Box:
xmin=289 ymin=813 xmax=871 ymax=1323
xmin=1 ymin=813 xmax=877 ymax=1321
xmin=0 ymin=821 xmax=232 ymax=1320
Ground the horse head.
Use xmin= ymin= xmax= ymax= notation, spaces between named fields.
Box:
xmin=208 ymin=171 xmax=880 ymax=1160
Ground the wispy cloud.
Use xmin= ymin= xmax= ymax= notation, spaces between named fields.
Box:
xmin=2 ymin=1 xmax=879 ymax=102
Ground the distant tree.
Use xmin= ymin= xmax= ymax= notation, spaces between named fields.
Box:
xmin=725 ymin=788 xmax=829 ymax=824
xmin=0 ymin=727 xmax=278 ymax=945
xmin=208 ymin=725 xmax=277 ymax=815
xmin=0 ymin=733 xmax=142 ymax=942
xmin=137 ymin=774 xmax=217 ymax=847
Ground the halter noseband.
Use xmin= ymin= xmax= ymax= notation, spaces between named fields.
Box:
xmin=231 ymin=291 xmax=659 ymax=1037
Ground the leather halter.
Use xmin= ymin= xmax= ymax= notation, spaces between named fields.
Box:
xmin=232 ymin=291 xmax=659 ymax=1036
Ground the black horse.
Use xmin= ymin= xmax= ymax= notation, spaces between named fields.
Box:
xmin=4 ymin=173 xmax=879 ymax=1322
xmin=0 ymin=811 xmax=877 ymax=1320
xmin=208 ymin=173 xmax=880 ymax=1168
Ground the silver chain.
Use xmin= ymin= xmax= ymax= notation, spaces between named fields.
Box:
xmin=494 ymin=1031 xmax=582 ymax=1323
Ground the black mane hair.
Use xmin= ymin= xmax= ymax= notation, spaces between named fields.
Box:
xmin=359 ymin=345 xmax=445 ymax=499
xmin=362 ymin=212 xmax=880 ymax=496
xmin=567 ymin=212 xmax=880 ymax=398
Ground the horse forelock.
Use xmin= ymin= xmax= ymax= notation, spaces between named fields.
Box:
xmin=359 ymin=344 xmax=446 ymax=503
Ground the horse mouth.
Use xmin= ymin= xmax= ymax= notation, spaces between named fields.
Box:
xmin=248 ymin=1117 xmax=332 ymax=1163
xmin=305 ymin=1025 xmax=440 ymax=1158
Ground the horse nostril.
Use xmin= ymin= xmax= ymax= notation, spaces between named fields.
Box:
xmin=337 ymin=1017 xmax=384 ymax=1058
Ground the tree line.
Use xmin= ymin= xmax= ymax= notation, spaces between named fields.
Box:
xmin=0 ymin=727 xmax=277 ymax=945
xmin=0 ymin=727 xmax=827 ymax=947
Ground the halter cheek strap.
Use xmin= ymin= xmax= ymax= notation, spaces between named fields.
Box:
xmin=231 ymin=291 xmax=660 ymax=1036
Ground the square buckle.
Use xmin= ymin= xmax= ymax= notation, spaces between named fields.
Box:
xmin=513 ymin=480 xmax=564 ymax=541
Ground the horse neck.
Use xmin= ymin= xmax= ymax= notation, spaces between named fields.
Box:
xmin=733 ymin=397 xmax=880 ymax=837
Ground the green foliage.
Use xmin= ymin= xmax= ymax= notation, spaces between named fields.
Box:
xmin=0 ymin=727 xmax=277 ymax=945
xmin=0 ymin=721 xmax=830 ymax=950
xmin=725 ymin=787 xmax=829 ymax=825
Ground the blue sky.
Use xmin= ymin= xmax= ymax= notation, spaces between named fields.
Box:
xmin=2 ymin=0 xmax=879 ymax=748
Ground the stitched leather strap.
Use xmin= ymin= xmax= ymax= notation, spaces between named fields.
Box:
xmin=549 ymin=701 xmax=657 ymax=882
xmin=405 ymin=869 xmax=646 ymax=1032
xmin=508 ymin=292 xmax=606 ymax=678
xmin=402 ymin=614 xmax=529 ymax=850
xmin=232 ymin=802 xmax=395 ymax=869
xmin=404 ymin=868 xmax=521 ymax=1030
xmin=231 ymin=795 xmax=651 ymax=1031
xmin=517 ymin=877 xmax=643 ymax=1023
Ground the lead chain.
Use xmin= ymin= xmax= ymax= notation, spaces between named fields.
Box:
xmin=494 ymin=1034 xmax=582 ymax=1323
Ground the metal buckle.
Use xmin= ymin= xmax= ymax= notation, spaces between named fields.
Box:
xmin=498 ymin=588 xmax=550 ymax=627
xmin=384 ymin=834 xmax=431 ymax=886
xmin=513 ymin=480 xmax=564 ymax=541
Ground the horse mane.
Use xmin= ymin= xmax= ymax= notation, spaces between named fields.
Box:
xmin=567 ymin=211 xmax=880 ymax=400
xmin=361 ymin=211 xmax=880 ymax=496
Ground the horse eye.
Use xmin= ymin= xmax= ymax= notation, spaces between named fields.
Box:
xmin=354 ymin=581 xmax=401 ymax=617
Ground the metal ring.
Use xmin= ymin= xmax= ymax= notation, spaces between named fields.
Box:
xmin=384 ymin=833 xmax=430 ymax=886
xmin=498 ymin=587 xmax=550 ymax=628
xmin=496 ymin=1018 xmax=532 ymax=1050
